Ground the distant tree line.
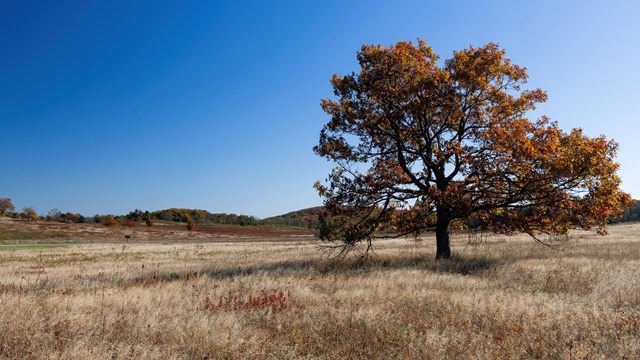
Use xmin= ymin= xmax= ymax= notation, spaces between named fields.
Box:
xmin=1 ymin=195 xmax=322 ymax=229
xmin=131 ymin=208 xmax=261 ymax=226
xmin=613 ymin=200 xmax=640 ymax=223
xmin=46 ymin=208 xmax=86 ymax=223
xmin=125 ymin=208 xmax=325 ymax=228
xmin=0 ymin=198 xmax=40 ymax=222
xmin=4 ymin=197 xmax=635 ymax=230
xmin=83 ymin=208 xmax=260 ymax=228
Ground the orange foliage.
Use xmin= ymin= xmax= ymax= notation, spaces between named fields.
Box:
xmin=121 ymin=219 xmax=137 ymax=228
xmin=0 ymin=198 xmax=15 ymax=217
xmin=315 ymin=39 xmax=632 ymax=258
xmin=21 ymin=207 xmax=38 ymax=222
xmin=103 ymin=215 xmax=118 ymax=227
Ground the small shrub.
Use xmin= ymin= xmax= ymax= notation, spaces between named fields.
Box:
xmin=186 ymin=220 xmax=195 ymax=231
xmin=146 ymin=218 xmax=154 ymax=227
xmin=121 ymin=218 xmax=137 ymax=228
xmin=103 ymin=215 xmax=118 ymax=227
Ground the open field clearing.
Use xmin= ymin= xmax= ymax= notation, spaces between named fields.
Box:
xmin=0 ymin=219 xmax=313 ymax=243
xmin=0 ymin=223 xmax=639 ymax=359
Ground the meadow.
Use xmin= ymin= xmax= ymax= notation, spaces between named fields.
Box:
xmin=0 ymin=222 xmax=639 ymax=359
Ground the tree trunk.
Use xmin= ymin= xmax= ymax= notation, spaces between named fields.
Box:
xmin=435 ymin=211 xmax=451 ymax=259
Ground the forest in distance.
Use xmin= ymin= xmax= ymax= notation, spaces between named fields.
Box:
xmin=0 ymin=197 xmax=325 ymax=229
xmin=1 ymin=197 xmax=639 ymax=230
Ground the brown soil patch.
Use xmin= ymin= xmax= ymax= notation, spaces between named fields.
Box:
xmin=0 ymin=219 xmax=315 ymax=242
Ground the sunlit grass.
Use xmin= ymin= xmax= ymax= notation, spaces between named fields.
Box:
xmin=0 ymin=223 xmax=638 ymax=358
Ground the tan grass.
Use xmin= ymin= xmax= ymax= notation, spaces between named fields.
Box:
xmin=0 ymin=223 xmax=639 ymax=358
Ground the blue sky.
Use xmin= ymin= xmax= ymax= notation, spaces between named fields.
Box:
xmin=1 ymin=1 xmax=638 ymax=218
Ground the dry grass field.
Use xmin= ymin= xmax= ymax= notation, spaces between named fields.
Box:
xmin=0 ymin=221 xmax=639 ymax=359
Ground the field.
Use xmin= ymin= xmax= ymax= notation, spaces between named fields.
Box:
xmin=0 ymin=219 xmax=313 ymax=242
xmin=0 ymin=220 xmax=639 ymax=359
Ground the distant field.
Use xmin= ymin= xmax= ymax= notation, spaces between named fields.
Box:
xmin=0 ymin=243 xmax=76 ymax=250
xmin=0 ymin=218 xmax=314 ymax=243
xmin=0 ymin=222 xmax=638 ymax=358
xmin=0 ymin=229 xmax=69 ymax=242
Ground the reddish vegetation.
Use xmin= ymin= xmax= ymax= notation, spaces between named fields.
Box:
xmin=187 ymin=223 xmax=311 ymax=237
xmin=0 ymin=219 xmax=314 ymax=242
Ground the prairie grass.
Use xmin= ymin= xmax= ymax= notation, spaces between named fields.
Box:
xmin=0 ymin=224 xmax=639 ymax=358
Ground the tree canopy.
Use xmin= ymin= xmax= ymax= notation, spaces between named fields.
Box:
xmin=314 ymin=40 xmax=632 ymax=259
xmin=21 ymin=207 xmax=38 ymax=222
xmin=0 ymin=198 xmax=15 ymax=218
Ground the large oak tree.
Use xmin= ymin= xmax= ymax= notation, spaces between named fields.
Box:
xmin=314 ymin=40 xmax=631 ymax=259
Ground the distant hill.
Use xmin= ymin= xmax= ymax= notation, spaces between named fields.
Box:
xmin=263 ymin=206 xmax=326 ymax=228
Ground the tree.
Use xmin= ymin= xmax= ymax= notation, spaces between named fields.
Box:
xmin=186 ymin=219 xmax=195 ymax=231
xmin=0 ymin=198 xmax=15 ymax=218
xmin=316 ymin=211 xmax=331 ymax=240
xmin=47 ymin=208 xmax=62 ymax=222
xmin=315 ymin=40 xmax=632 ymax=259
xmin=61 ymin=212 xmax=79 ymax=223
xmin=22 ymin=207 xmax=38 ymax=222
xmin=126 ymin=209 xmax=143 ymax=222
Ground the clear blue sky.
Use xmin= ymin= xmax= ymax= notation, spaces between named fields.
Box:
xmin=1 ymin=1 xmax=638 ymax=218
